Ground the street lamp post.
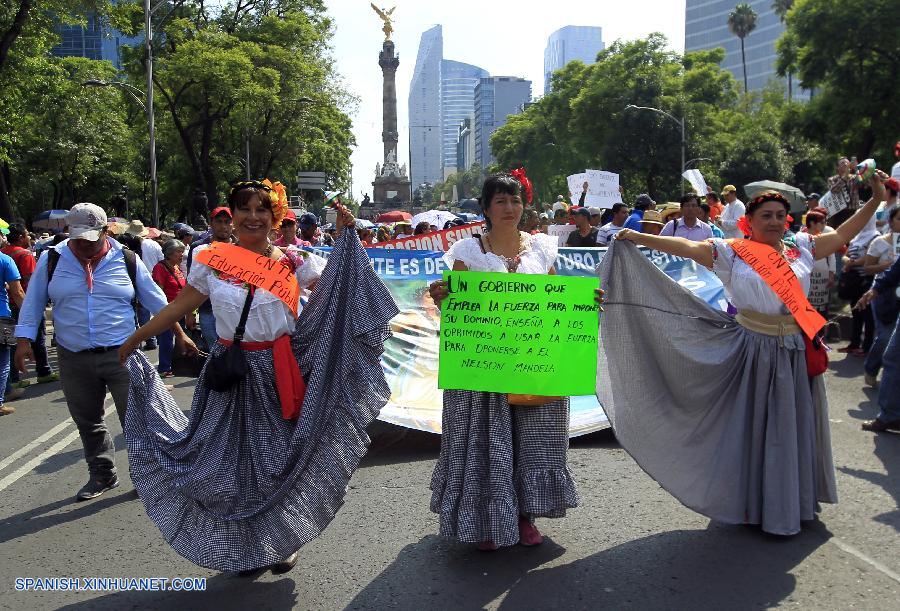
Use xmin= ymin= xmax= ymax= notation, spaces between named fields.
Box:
xmin=144 ymin=0 xmax=159 ymax=228
xmin=625 ymin=104 xmax=686 ymax=195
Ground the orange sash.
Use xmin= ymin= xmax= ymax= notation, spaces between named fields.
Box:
xmin=196 ymin=242 xmax=299 ymax=315
xmin=729 ymin=239 xmax=826 ymax=340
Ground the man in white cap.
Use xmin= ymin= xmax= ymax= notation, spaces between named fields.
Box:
xmin=14 ymin=203 xmax=197 ymax=501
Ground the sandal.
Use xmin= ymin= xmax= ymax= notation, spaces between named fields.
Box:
xmin=159 ymin=371 xmax=175 ymax=378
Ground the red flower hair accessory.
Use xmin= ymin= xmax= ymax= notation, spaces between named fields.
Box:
xmin=737 ymin=216 xmax=752 ymax=237
xmin=509 ymin=167 xmax=533 ymax=205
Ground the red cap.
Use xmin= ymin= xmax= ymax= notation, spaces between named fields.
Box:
xmin=283 ymin=209 xmax=297 ymax=222
xmin=210 ymin=206 xmax=232 ymax=219
xmin=885 ymin=178 xmax=900 ymax=193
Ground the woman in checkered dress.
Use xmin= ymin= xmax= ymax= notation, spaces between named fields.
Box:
xmin=428 ymin=174 xmax=581 ymax=550
xmin=118 ymin=182 xmax=398 ymax=573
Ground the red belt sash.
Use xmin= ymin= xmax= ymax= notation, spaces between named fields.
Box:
xmin=218 ymin=335 xmax=305 ymax=420
xmin=729 ymin=239 xmax=826 ymax=340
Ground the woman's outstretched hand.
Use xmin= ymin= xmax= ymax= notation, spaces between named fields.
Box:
xmin=335 ymin=203 xmax=356 ymax=234
xmin=615 ymin=229 xmax=641 ymax=243
xmin=118 ymin=334 xmax=142 ymax=366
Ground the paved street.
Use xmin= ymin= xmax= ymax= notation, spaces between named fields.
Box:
xmin=0 ymin=349 xmax=898 ymax=610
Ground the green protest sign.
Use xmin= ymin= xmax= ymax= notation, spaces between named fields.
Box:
xmin=438 ymin=271 xmax=599 ymax=396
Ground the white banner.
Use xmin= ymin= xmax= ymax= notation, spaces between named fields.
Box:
xmin=819 ymin=190 xmax=848 ymax=217
xmin=566 ymin=172 xmax=589 ymax=204
xmin=548 ymin=224 xmax=577 ymax=246
xmin=682 ymin=169 xmax=708 ymax=196
xmin=567 ymin=170 xmax=620 ymax=208
xmin=586 ymin=170 xmax=620 ymax=208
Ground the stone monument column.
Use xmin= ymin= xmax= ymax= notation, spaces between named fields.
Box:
xmin=379 ymin=41 xmax=400 ymax=161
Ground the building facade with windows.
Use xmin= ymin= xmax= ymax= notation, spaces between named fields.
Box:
xmin=52 ymin=5 xmax=140 ymax=69
xmin=684 ymin=0 xmax=808 ymax=99
xmin=473 ymin=77 xmax=532 ymax=169
xmin=408 ymin=25 xmax=444 ymax=189
xmin=543 ymin=26 xmax=604 ymax=94
xmin=441 ymin=59 xmax=488 ymax=177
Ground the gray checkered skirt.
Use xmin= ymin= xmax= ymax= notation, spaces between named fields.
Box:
xmin=430 ymin=391 xmax=580 ymax=546
xmin=124 ymin=230 xmax=398 ymax=571
xmin=597 ymin=241 xmax=837 ymax=536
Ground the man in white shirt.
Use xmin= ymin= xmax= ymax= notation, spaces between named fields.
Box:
xmin=124 ymin=219 xmax=163 ymax=349
xmin=660 ymin=194 xmax=714 ymax=241
xmin=717 ymin=185 xmax=746 ymax=239
xmin=596 ymin=203 xmax=629 ymax=245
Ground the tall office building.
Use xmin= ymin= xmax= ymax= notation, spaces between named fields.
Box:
xmin=52 ymin=4 xmax=140 ymax=69
xmin=408 ymin=25 xmax=443 ymax=189
xmin=441 ymin=60 xmax=488 ymax=178
xmin=543 ymin=26 xmax=604 ymax=94
xmin=685 ymin=0 xmax=808 ymax=99
xmin=473 ymin=77 xmax=532 ymax=169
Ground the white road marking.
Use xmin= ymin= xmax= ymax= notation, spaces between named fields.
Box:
xmin=0 ymin=417 xmax=76 ymax=474
xmin=0 ymin=403 xmax=114 ymax=493
xmin=828 ymin=536 xmax=900 ymax=584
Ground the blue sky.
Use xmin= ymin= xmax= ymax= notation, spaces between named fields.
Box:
xmin=325 ymin=1 xmax=687 ymax=200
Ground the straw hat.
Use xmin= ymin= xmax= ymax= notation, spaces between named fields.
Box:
xmin=640 ymin=209 xmax=664 ymax=226
xmin=126 ymin=219 xmax=149 ymax=237
xmin=659 ymin=204 xmax=682 ymax=223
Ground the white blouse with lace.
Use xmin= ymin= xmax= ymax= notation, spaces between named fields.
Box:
xmin=709 ymin=232 xmax=816 ymax=316
xmin=444 ymin=232 xmax=559 ymax=275
xmin=188 ymin=244 xmax=327 ymax=342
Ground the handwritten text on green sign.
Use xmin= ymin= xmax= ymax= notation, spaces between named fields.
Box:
xmin=438 ymin=271 xmax=599 ymax=396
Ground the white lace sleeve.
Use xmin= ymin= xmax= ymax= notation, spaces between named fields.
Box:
xmin=793 ymin=231 xmax=815 ymax=260
xmin=708 ymin=238 xmax=735 ymax=283
xmin=293 ymin=250 xmax=328 ymax=289
xmin=186 ymin=246 xmax=211 ymax=295
xmin=531 ymin=233 xmax=559 ymax=272
xmin=444 ymin=237 xmax=482 ymax=270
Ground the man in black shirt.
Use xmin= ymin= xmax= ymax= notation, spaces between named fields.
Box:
xmin=565 ymin=208 xmax=599 ymax=247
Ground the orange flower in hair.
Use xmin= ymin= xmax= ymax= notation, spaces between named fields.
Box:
xmin=262 ymin=179 xmax=289 ymax=228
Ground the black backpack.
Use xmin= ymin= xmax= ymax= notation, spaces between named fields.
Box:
xmin=46 ymin=247 xmax=140 ymax=325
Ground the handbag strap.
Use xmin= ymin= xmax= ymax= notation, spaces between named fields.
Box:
xmin=233 ymin=286 xmax=255 ymax=344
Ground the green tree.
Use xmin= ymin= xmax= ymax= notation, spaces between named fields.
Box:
xmin=776 ymin=0 xmax=900 ymax=160
xmin=0 ymin=1 xmax=112 ymax=219
xmin=727 ymin=3 xmax=758 ymax=92
xmin=116 ymin=0 xmax=355 ymax=221
xmin=771 ymin=0 xmax=794 ymax=98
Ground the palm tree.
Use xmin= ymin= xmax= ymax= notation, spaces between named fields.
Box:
xmin=728 ymin=3 xmax=759 ymax=92
xmin=772 ymin=0 xmax=795 ymax=98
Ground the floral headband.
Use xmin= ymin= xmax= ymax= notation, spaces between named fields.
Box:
xmin=227 ymin=179 xmax=290 ymax=228
xmin=508 ymin=168 xmax=534 ymax=205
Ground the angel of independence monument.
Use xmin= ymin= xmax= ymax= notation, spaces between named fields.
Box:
xmin=364 ymin=5 xmax=412 ymax=218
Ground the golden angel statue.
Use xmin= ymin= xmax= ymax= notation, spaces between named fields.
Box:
xmin=370 ymin=4 xmax=396 ymax=41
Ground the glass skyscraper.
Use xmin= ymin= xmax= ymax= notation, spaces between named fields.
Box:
xmin=685 ymin=0 xmax=808 ymax=99
xmin=51 ymin=3 xmax=141 ymax=69
xmin=543 ymin=26 xmax=604 ymax=94
xmin=441 ymin=60 xmax=488 ymax=176
xmin=473 ymin=77 xmax=532 ymax=169
xmin=408 ymin=25 xmax=444 ymax=189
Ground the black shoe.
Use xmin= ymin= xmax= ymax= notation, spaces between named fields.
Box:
xmin=144 ymin=339 xmax=158 ymax=350
xmin=76 ymin=475 xmax=120 ymax=501
xmin=270 ymin=552 xmax=299 ymax=575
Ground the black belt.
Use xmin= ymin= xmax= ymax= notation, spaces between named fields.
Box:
xmin=79 ymin=345 xmax=122 ymax=354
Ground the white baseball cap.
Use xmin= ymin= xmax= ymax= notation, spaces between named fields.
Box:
xmin=67 ymin=203 xmax=107 ymax=241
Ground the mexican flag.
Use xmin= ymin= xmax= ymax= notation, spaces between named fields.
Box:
xmin=324 ymin=191 xmax=342 ymax=206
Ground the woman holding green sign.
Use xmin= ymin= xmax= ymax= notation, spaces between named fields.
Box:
xmin=429 ymin=172 xmax=592 ymax=550
xmin=599 ymin=169 xmax=889 ymax=536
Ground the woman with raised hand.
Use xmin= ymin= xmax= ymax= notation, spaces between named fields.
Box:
xmin=118 ymin=179 xmax=398 ymax=574
xmin=428 ymin=172 xmax=587 ymax=551
xmin=598 ymin=169 xmax=889 ymax=536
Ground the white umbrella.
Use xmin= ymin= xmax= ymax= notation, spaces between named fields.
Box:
xmin=411 ymin=210 xmax=458 ymax=229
